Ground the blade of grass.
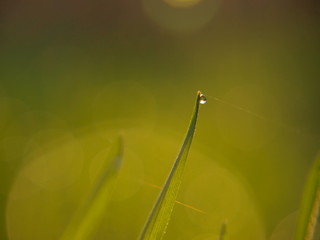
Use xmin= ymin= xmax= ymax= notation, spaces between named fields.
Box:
xmin=140 ymin=180 xmax=208 ymax=215
xmin=139 ymin=91 xmax=204 ymax=240
xmin=219 ymin=220 xmax=227 ymax=240
xmin=295 ymin=153 xmax=320 ymax=240
xmin=60 ymin=137 xmax=123 ymax=240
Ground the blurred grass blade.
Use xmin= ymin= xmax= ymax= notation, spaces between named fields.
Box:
xmin=61 ymin=137 xmax=123 ymax=240
xmin=219 ymin=220 xmax=227 ymax=240
xmin=140 ymin=91 xmax=204 ymax=240
xmin=295 ymin=153 xmax=320 ymax=240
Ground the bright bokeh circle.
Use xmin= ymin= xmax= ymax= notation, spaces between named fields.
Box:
xmin=142 ymin=0 xmax=220 ymax=32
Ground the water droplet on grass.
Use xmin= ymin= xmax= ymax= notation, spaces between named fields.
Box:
xmin=199 ymin=94 xmax=207 ymax=104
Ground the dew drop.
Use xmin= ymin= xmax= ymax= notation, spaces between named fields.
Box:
xmin=199 ymin=94 xmax=207 ymax=104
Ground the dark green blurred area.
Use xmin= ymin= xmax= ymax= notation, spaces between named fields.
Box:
xmin=1 ymin=0 xmax=320 ymax=239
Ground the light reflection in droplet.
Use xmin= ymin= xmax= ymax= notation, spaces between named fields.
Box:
xmin=199 ymin=93 xmax=207 ymax=104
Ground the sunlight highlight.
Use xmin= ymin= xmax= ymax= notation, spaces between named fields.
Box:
xmin=164 ymin=0 xmax=202 ymax=8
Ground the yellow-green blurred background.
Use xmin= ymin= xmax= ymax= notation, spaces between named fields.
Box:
xmin=1 ymin=0 xmax=320 ymax=239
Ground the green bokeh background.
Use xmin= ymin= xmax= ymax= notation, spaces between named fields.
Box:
xmin=1 ymin=0 xmax=320 ymax=239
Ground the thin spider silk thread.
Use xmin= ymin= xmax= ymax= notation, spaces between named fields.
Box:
xmin=206 ymin=94 xmax=317 ymax=138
